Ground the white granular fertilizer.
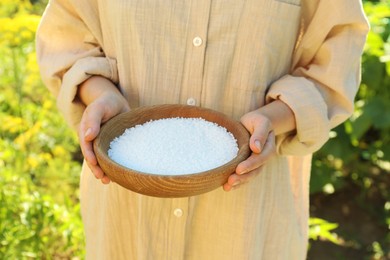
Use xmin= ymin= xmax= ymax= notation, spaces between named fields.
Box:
xmin=108 ymin=117 xmax=239 ymax=175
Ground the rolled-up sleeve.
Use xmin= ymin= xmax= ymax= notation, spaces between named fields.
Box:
xmin=36 ymin=0 xmax=118 ymax=129
xmin=266 ymin=0 xmax=369 ymax=156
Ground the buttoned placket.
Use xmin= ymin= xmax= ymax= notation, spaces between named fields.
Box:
xmin=166 ymin=197 xmax=190 ymax=259
xmin=171 ymin=3 xmax=212 ymax=259
xmin=180 ymin=0 xmax=212 ymax=108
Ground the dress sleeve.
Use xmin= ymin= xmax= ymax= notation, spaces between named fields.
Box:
xmin=36 ymin=0 xmax=118 ymax=129
xmin=265 ymin=0 xmax=369 ymax=156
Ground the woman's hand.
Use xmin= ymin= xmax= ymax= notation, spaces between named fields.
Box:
xmin=77 ymin=76 xmax=130 ymax=184
xmin=223 ymin=111 xmax=276 ymax=191
xmin=223 ymin=100 xmax=296 ymax=191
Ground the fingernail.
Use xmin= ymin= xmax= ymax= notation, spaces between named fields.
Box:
xmin=232 ymin=180 xmax=241 ymax=187
xmin=85 ymin=128 xmax=92 ymax=137
xmin=238 ymin=169 xmax=248 ymax=175
xmin=255 ymin=139 xmax=261 ymax=151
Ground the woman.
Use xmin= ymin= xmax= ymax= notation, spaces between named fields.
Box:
xmin=36 ymin=0 xmax=368 ymax=259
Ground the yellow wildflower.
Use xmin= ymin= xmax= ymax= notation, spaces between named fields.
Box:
xmin=27 ymin=154 xmax=40 ymax=169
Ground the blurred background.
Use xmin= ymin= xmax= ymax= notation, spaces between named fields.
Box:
xmin=0 ymin=0 xmax=389 ymax=259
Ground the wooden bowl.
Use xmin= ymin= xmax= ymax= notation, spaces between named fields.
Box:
xmin=93 ymin=104 xmax=251 ymax=198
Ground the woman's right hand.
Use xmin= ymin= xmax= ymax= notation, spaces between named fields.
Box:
xmin=77 ymin=76 xmax=130 ymax=184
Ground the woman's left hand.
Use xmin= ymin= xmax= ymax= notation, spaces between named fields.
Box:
xmin=223 ymin=110 xmax=277 ymax=191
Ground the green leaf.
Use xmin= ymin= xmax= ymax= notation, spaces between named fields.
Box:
xmin=364 ymin=97 xmax=390 ymax=129
xmin=309 ymin=218 xmax=342 ymax=245
xmin=362 ymin=55 xmax=386 ymax=91
xmin=364 ymin=31 xmax=384 ymax=57
xmin=350 ymin=112 xmax=373 ymax=140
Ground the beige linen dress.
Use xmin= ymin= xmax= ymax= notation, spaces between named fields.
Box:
xmin=36 ymin=0 xmax=369 ymax=259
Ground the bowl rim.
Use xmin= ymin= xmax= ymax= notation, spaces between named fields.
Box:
xmin=93 ymin=104 xmax=251 ymax=195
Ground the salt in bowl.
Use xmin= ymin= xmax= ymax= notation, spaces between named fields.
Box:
xmin=93 ymin=104 xmax=251 ymax=198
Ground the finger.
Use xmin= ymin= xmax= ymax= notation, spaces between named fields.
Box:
xmin=235 ymin=153 xmax=263 ymax=175
xmin=79 ymin=105 xmax=104 ymax=166
xmin=84 ymin=154 xmax=111 ymax=183
xmin=83 ymin=104 xmax=104 ymax=141
xmin=79 ymin=131 xmax=98 ymax=166
xmin=101 ymin=175 xmax=111 ymax=184
xmin=84 ymin=153 xmax=111 ymax=182
xmin=86 ymin=160 xmax=105 ymax=179
xmin=234 ymin=166 xmax=263 ymax=184
xmin=223 ymin=166 xmax=264 ymax=191
xmin=80 ymin=104 xmax=113 ymax=183
xmin=249 ymin=119 xmax=272 ymax=154
xmin=236 ymin=131 xmax=276 ymax=175
xmin=223 ymin=173 xmax=241 ymax=192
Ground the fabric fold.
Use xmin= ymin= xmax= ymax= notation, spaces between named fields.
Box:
xmin=58 ymin=56 xmax=119 ymax=128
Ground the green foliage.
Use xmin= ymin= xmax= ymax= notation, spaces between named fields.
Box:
xmin=312 ymin=0 xmax=390 ymax=195
xmin=0 ymin=0 xmax=84 ymax=258
xmin=310 ymin=0 xmax=390 ymax=257
xmin=308 ymin=218 xmax=342 ymax=246
xmin=0 ymin=171 xmax=84 ymax=259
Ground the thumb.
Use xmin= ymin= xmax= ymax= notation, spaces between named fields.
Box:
xmin=78 ymin=104 xmax=105 ymax=166
xmin=84 ymin=125 xmax=100 ymax=142
xmin=82 ymin=104 xmax=104 ymax=142
xmin=249 ymin=137 xmax=262 ymax=154
xmin=249 ymin=125 xmax=270 ymax=154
